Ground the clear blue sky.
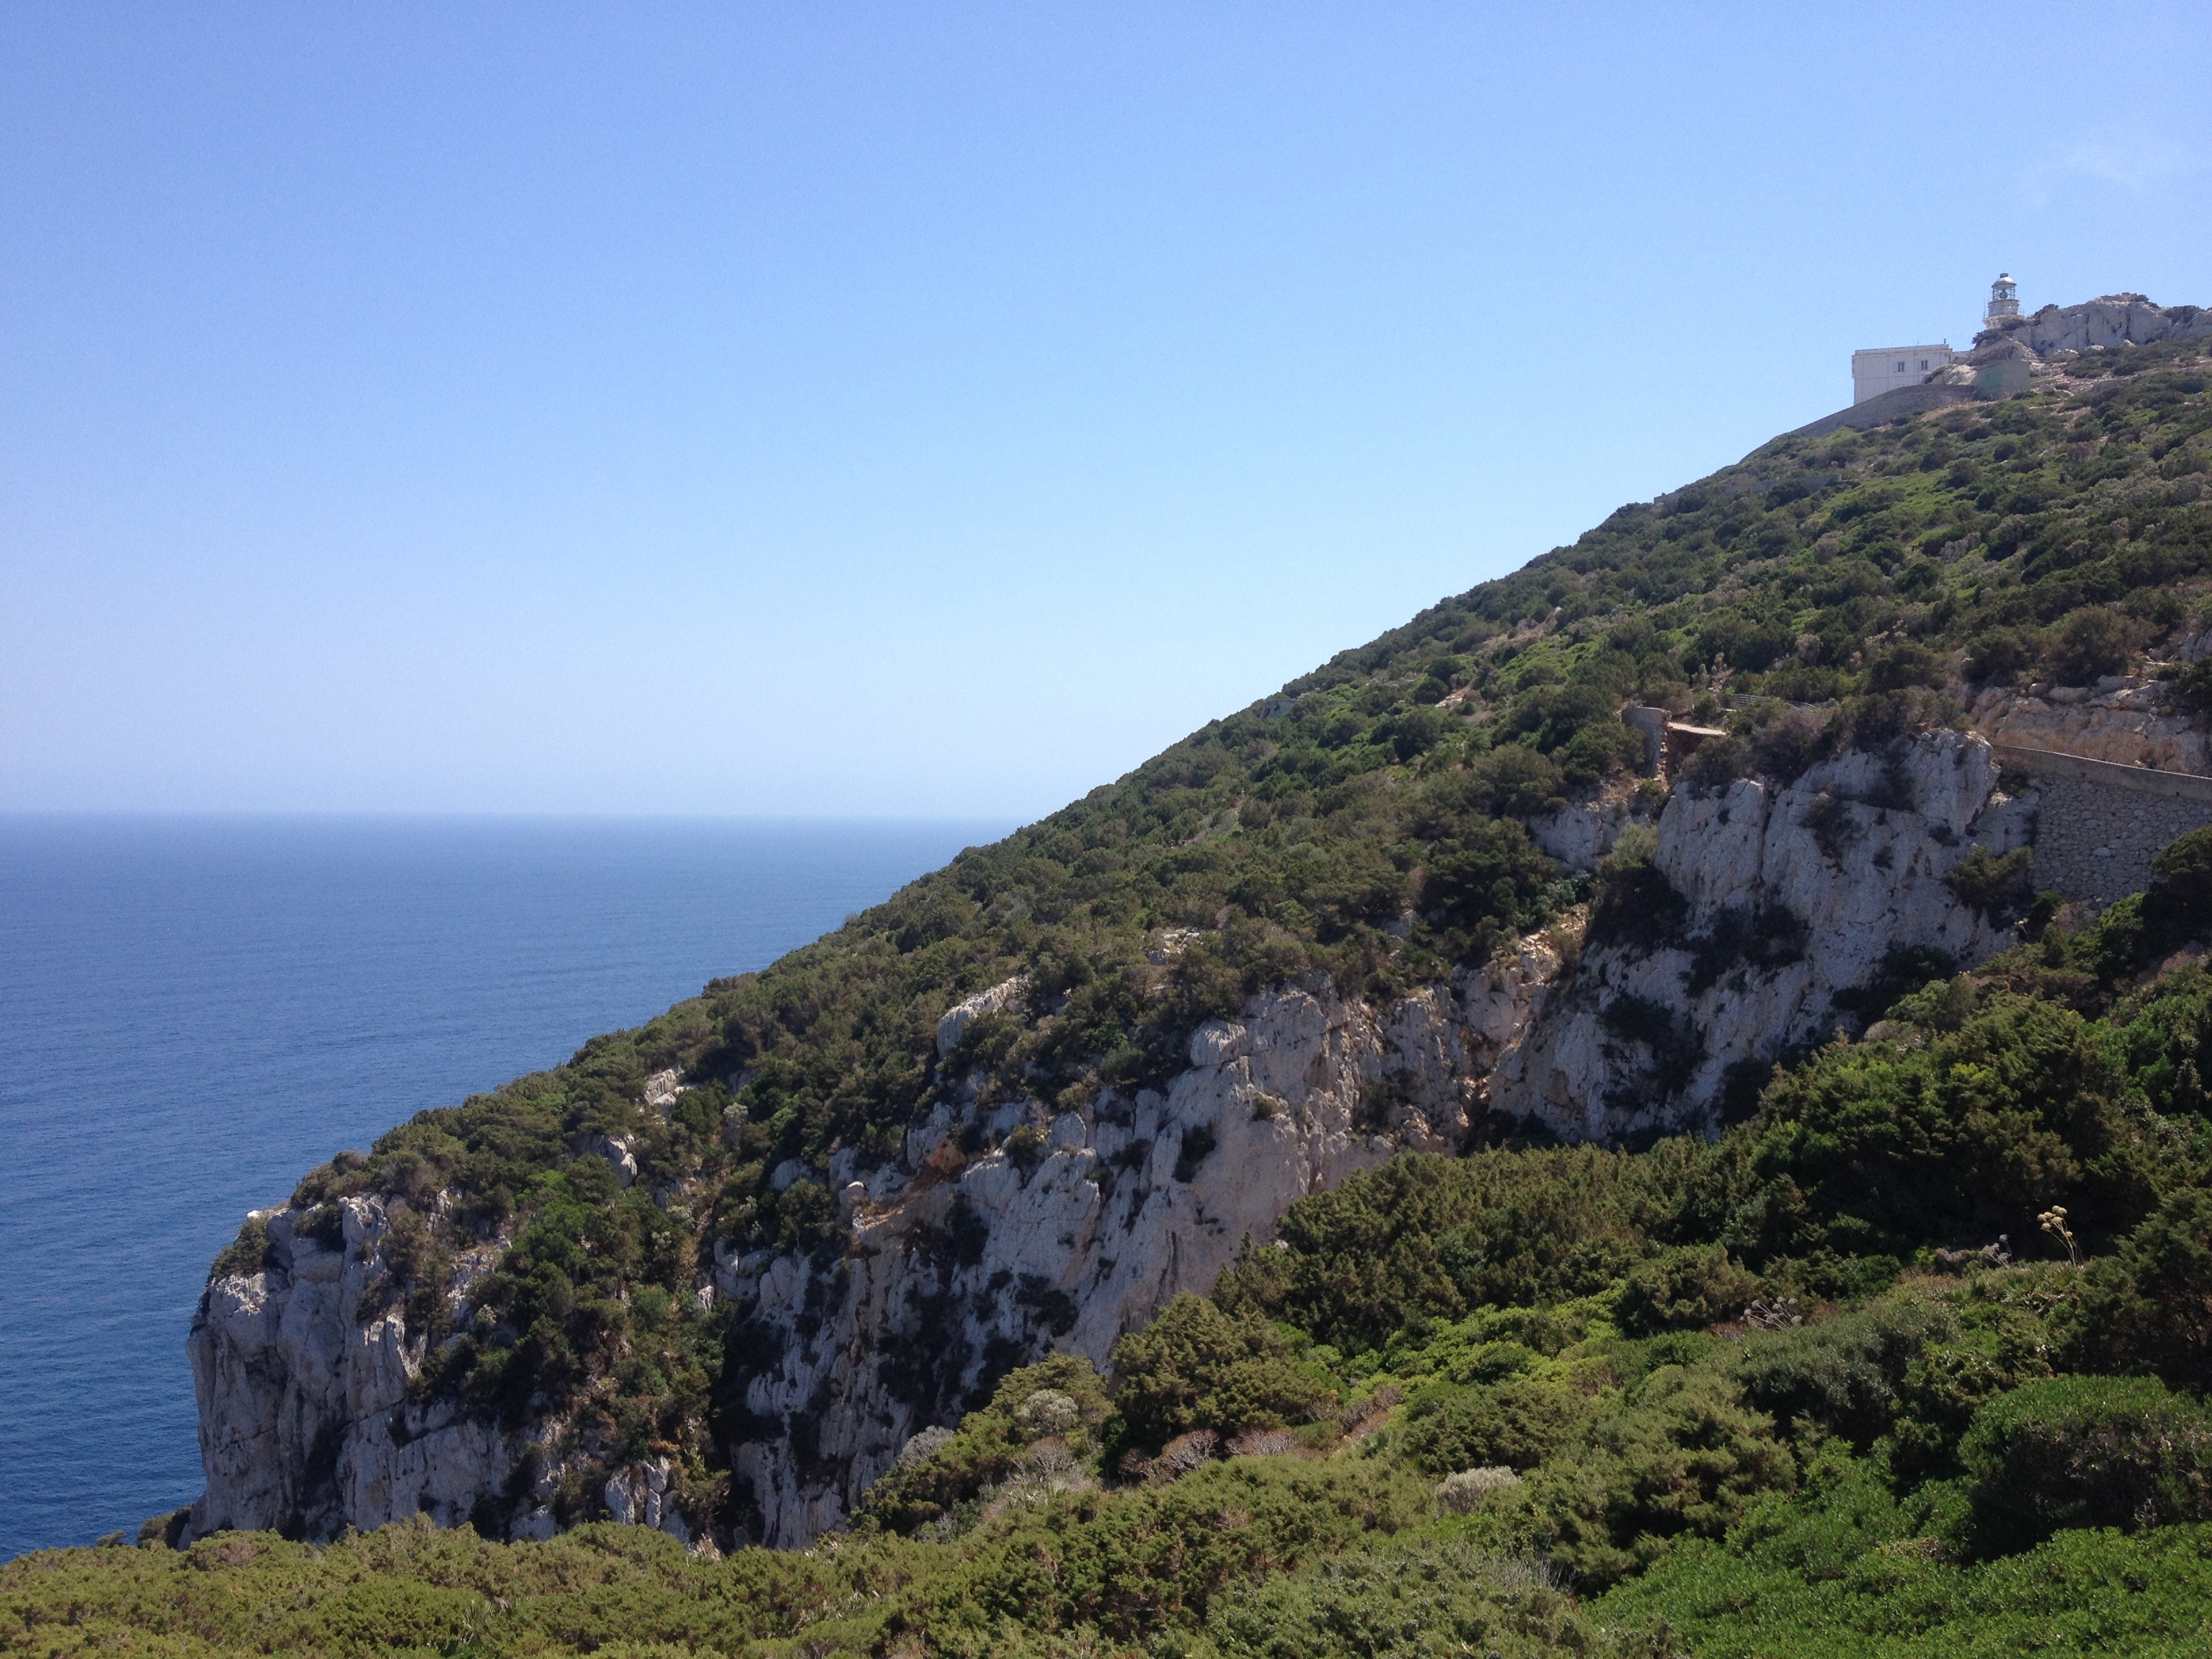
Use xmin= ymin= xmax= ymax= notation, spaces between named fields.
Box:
xmin=3 ymin=3 xmax=2206 ymax=819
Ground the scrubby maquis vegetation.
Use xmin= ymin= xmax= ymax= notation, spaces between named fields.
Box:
xmin=92 ymin=338 xmax=2212 ymax=1646
xmin=226 ymin=340 xmax=2212 ymax=1496
xmin=51 ymin=916 xmax=2212 ymax=1651
xmin=30 ymin=958 xmax=2212 ymax=1655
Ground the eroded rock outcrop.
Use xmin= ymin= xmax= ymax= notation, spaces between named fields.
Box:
xmin=181 ymin=738 xmax=2062 ymax=1550
xmin=1982 ymin=293 xmax=2212 ymax=357
xmin=714 ymin=958 xmax=1569 ymax=1544
xmin=184 ymin=945 xmax=1570 ymax=1549
xmin=1971 ymin=676 xmax=2211 ymax=775
xmin=186 ymin=1193 xmax=703 ymax=1548
xmin=1529 ymin=796 xmax=1656 ymax=869
xmin=1492 ymin=732 xmax=2025 ymax=1141
xmin=186 ymin=1200 xmax=527 ymax=1543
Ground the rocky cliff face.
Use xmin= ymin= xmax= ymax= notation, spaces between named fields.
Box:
xmin=714 ymin=949 xmax=1576 ymax=1544
xmin=186 ymin=1199 xmax=522 ymax=1544
xmin=184 ymin=735 xmax=2045 ymax=1551
xmin=1983 ymin=293 xmax=2212 ymax=356
xmin=1972 ymin=675 xmax=2212 ymax=775
xmin=183 ymin=946 xmax=1568 ymax=1549
xmin=186 ymin=1181 xmax=693 ymax=1548
xmin=1494 ymin=732 xmax=2026 ymax=1141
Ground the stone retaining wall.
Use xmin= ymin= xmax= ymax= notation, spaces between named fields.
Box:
xmin=1790 ymin=380 xmax=1980 ymax=440
xmin=1994 ymin=744 xmax=2212 ymax=908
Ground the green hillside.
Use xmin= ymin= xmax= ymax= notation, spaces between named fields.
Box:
xmin=283 ymin=341 xmax=2212 ymax=1467
xmin=14 ymin=340 xmax=2212 ymax=1656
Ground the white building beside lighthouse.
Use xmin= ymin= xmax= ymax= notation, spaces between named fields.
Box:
xmin=1851 ymin=341 xmax=1955 ymax=405
xmin=1847 ymin=275 xmax=2019 ymax=405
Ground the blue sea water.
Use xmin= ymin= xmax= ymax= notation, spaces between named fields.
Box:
xmin=0 ymin=814 xmax=1009 ymax=1561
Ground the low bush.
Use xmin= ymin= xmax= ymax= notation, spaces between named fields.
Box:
xmin=206 ymin=1214 xmax=272 ymax=1282
xmin=2053 ymin=1187 xmax=2212 ymax=1394
xmin=1731 ymin=1294 xmax=1952 ymax=1450
xmin=1202 ymin=1537 xmax=1599 ymax=1659
xmin=1732 ymin=989 xmax=2157 ymax=1259
xmin=1943 ymin=846 xmax=2034 ymax=922
xmin=888 ymin=1457 xmax=1431 ymax=1647
xmin=1399 ymin=1376 xmax=1599 ymax=1475
xmin=857 ymin=1355 xmax=1111 ymax=1537
xmin=2154 ymin=826 xmax=2212 ymax=931
xmin=1108 ymin=1295 xmax=1334 ymax=1460
xmin=1616 ymin=1245 xmax=1760 ymax=1334
xmin=1958 ymin=1374 xmax=2212 ymax=1555
xmin=1597 ymin=1467 xmax=2212 ymax=1658
xmin=2043 ymin=606 xmax=2146 ymax=687
xmin=1436 ymin=1465 xmax=1525 ymax=1514
xmin=1520 ymin=1366 xmax=1795 ymax=1586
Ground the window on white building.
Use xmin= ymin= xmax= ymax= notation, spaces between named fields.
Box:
xmin=1896 ymin=361 xmax=1907 ymax=372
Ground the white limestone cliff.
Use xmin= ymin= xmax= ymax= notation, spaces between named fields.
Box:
xmin=184 ymin=1193 xmax=700 ymax=1548
xmin=714 ymin=954 xmax=1570 ymax=1545
xmin=183 ymin=941 xmax=1568 ymax=1551
xmin=186 ymin=1198 xmax=525 ymax=1543
xmin=182 ymin=732 xmax=2051 ymax=1551
xmin=1492 ymin=731 xmax=2026 ymax=1141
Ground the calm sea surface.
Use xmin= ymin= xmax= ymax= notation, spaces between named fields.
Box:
xmin=0 ymin=815 xmax=1009 ymax=1560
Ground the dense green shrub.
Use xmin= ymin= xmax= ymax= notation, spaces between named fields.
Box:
xmin=1598 ymin=1463 xmax=2212 ymax=1658
xmin=1730 ymin=989 xmax=2158 ymax=1258
xmin=857 ymin=1355 xmax=1111 ymax=1536
xmin=1966 ymin=625 xmax=2038 ymax=685
xmin=1399 ymin=1376 xmax=1599 ymax=1475
xmin=1584 ymin=830 xmax=1690 ymax=953
xmin=1214 ymin=1145 xmax=1708 ymax=1355
xmin=1942 ymin=846 xmax=2034 ymax=922
xmin=1615 ymin=1246 xmax=1761 ymax=1334
xmin=1201 ymin=1538 xmax=1603 ymax=1659
xmin=2043 ymin=606 xmax=2146 ymax=686
xmin=2108 ymin=965 xmax=2212 ymax=1115
xmin=1676 ymin=733 xmax=1748 ymax=796
xmin=1730 ymin=1294 xmax=1952 ymax=1450
xmin=1519 ymin=1366 xmax=1795 ymax=1586
xmin=206 ymin=1214 xmax=271 ymax=1282
xmin=1109 ymin=1295 xmax=1335 ymax=1459
xmin=887 ymin=1458 xmax=1431 ymax=1647
xmin=1882 ymin=1319 xmax=2054 ymax=1487
xmin=2054 ymin=1189 xmax=2212 ymax=1393
xmin=2154 ymin=826 xmax=2212 ymax=930
xmin=1959 ymin=1374 xmax=2212 ymax=1555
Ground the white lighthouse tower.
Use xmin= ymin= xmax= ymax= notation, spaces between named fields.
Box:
xmin=1984 ymin=272 xmax=2021 ymax=329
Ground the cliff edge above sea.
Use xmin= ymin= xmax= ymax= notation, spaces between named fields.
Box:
xmin=180 ymin=313 xmax=2212 ymax=1556
xmin=25 ymin=314 xmax=2212 ymax=1658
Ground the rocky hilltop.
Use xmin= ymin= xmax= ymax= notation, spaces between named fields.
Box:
xmin=1982 ymin=291 xmax=2212 ymax=359
xmin=184 ymin=317 xmax=2212 ymax=1553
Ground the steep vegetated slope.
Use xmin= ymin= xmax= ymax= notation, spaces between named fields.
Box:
xmin=29 ymin=327 xmax=2212 ymax=1653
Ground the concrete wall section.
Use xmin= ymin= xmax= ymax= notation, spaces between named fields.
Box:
xmin=1792 ymin=381 xmax=1978 ymax=441
xmin=1993 ymin=744 xmax=2212 ymax=805
xmin=1994 ymin=744 xmax=2212 ymax=909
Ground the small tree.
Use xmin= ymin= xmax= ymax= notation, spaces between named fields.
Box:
xmin=1110 ymin=1295 xmax=1333 ymax=1461
xmin=1616 ymin=1245 xmax=1761 ymax=1335
xmin=2152 ymin=827 xmax=2212 ymax=930
xmin=1959 ymin=1374 xmax=2212 ymax=1555
xmin=2042 ymin=607 xmax=2144 ymax=687
xmin=1944 ymin=846 xmax=2034 ymax=922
